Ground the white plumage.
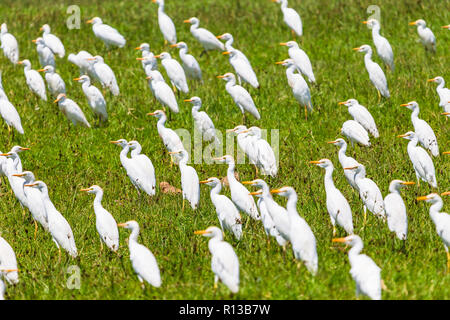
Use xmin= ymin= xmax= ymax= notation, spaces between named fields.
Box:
xmin=185 ymin=97 xmax=218 ymax=143
xmin=128 ymin=140 xmax=156 ymax=196
xmin=88 ymin=55 xmax=119 ymax=96
xmin=354 ymin=45 xmax=389 ymax=98
xmin=341 ymin=120 xmax=371 ymax=147
xmin=156 ymin=52 xmax=188 ymax=93
xmin=244 ymin=126 xmax=277 ymax=177
xmin=195 ymin=226 xmax=239 ymax=293
xmin=339 ymin=99 xmax=379 ymax=138
xmin=40 ymin=24 xmax=65 ymax=58
xmin=363 ymin=19 xmax=394 ymax=71
xmin=68 ymin=50 xmax=95 ymax=78
xmin=33 ymin=38 xmax=55 ymax=68
xmin=87 ymin=17 xmax=126 ymax=48
xmin=39 ymin=65 xmax=65 ymax=97
xmin=428 ymin=76 xmax=450 ymax=114
xmin=217 ymin=33 xmax=252 ymax=68
xmin=171 ymin=42 xmax=202 ymax=81
xmin=328 ymin=138 xmax=359 ymax=190
xmin=81 ymin=185 xmax=119 ymax=252
xmin=0 ymin=235 xmax=19 ymax=285
xmin=200 ymin=177 xmax=242 ymax=240
xmin=398 ymin=131 xmax=437 ymax=188
xmin=0 ymin=23 xmax=19 ymax=64
xmin=218 ymin=73 xmax=260 ymax=120
xmin=184 ymin=17 xmax=224 ymax=54
xmin=333 ymin=235 xmax=382 ymax=300
xmin=19 ymin=59 xmax=47 ymax=101
xmin=170 ymin=150 xmax=200 ymax=210
xmin=75 ymin=75 xmax=107 ymax=123
xmin=384 ymin=180 xmax=413 ymax=240
xmin=0 ymin=72 xmax=24 ymax=135
xmin=401 ymin=101 xmax=439 ymax=157
xmin=1 ymin=147 xmax=29 ymax=209
xmin=54 ymin=93 xmax=91 ymax=128
xmin=280 ymin=41 xmax=315 ymax=82
xmin=409 ymin=19 xmax=436 ymax=52
xmin=146 ymin=69 xmax=179 ymax=113
xmin=274 ymin=0 xmax=302 ymax=37
xmin=135 ymin=43 xmax=158 ymax=72
xmin=153 ymin=0 xmax=177 ymax=44
xmin=223 ymin=49 xmax=259 ymax=89
xmin=119 ymin=220 xmax=161 ymax=287
xmin=311 ymin=159 xmax=354 ymax=235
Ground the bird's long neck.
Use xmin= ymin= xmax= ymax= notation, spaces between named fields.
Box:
xmin=323 ymin=166 xmax=336 ymax=193
xmin=225 ymin=38 xmax=234 ymax=51
xmin=354 ymin=168 xmax=365 ymax=184
xmin=286 ymin=192 xmax=299 ymax=220
xmin=11 ymin=154 xmax=21 ymax=171
xmin=157 ymin=2 xmax=165 ymax=13
xmin=190 ymin=21 xmax=199 ymax=31
xmin=348 ymin=241 xmax=364 ymax=264
xmin=389 ymin=184 xmax=401 ymax=195
xmin=410 ymin=108 xmax=419 ymax=122
xmin=436 ymin=81 xmax=444 ymax=91
xmin=81 ymin=81 xmax=91 ymax=92
xmin=130 ymin=145 xmax=142 ymax=157
xmin=191 ymin=105 xmax=201 ymax=116
xmin=364 ymin=51 xmax=373 ymax=65
xmin=407 ymin=137 xmax=419 ymax=150
xmin=371 ymin=25 xmax=381 ymax=38
xmin=156 ymin=115 xmax=167 ymax=132
xmin=129 ymin=226 xmax=140 ymax=243
xmin=226 ymin=161 xmax=237 ymax=182
xmin=119 ymin=145 xmax=130 ymax=161
xmin=93 ymin=190 xmax=104 ymax=207
xmin=179 ymin=47 xmax=188 ymax=58
xmin=286 ymin=65 xmax=297 ymax=83
xmin=429 ymin=200 xmax=444 ymax=224
xmin=23 ymin=65 xmax=31 ymax=72
xmin=210 ymin=183 xmax=222 ymax=198
xmin=338 ymin=143 xmax=348 ymax=161
xmin=280 ymin=0 xmax=288 ymax=9
xmin=225 ymin=79 xmax=236 ymax=90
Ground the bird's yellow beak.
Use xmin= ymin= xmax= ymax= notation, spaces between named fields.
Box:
xmin=170 ymin=44 xmax=178 ymax=47
xmin=86 ymin=19 xmax=94 ymax=24
xmin=212 ymin=157 xmax=225 ymax=161
xmin=135 ymin=46 xmax=142 ymax=50
xmin=442 ymin=112 xmax=450 ymax=116
xmin=136 ymin=57 xmax=145 ymax=61
xmin=80 ymin=188 xmax=93 ymax=192
xmin=226 ymin=128 xmax=236 ymax=133
xmin=240 ymin=129 xmax=250 ymax=133
xmin=86 ymin=58 xmax=96 ymax=61
xmin=154 ymin=54 xmax=162 ymax=59
xmin=441 ymin=191 xmax=450 ymax=196
xmin=17 ymin=61 xmax=24 ymax=65
xmin=184 ymin=99 xmax=193 ymax=102
xmin=443 ymin=151 xmax=450 ymax=155
xmin=327 ymin=140 xmax=338 ymax=144
xmin=0 ymin=153 xmax=11 ymax=156
xmin=152 ymin=0 xmax=157 ymax=2
xmin=53 ymin=98 xmax=60 ymax=103
xmin=1 ymin=269 xmax=19 ymax=273
xmin=145 ymin=76 xmax=152 ymax=80
xmin=352 ymin=47 xmax=361 ymax=51
xmin=397 ymin=134 xmax=409 ymax=138
xmin=168 ymin=151 xmax=181 ymax=155
xmin=222 ymin=51 xmax=231 ymax=55
xmin=24 ymin=183 xmax=37 ymax=187
xmin=217 ymin=75 xmax=225 ymax=78
xmin=416 ymin=195 xmax=430 ymax=201
xmin=183 ymin=19 xmax=191 ymax=23
xmin=147 ymin=112 xmax=157 ymax=116
xmin=332 ymin=237 xmax=347 ymax=243
xmin=242 ymin=181 xmax=255 ymax=185
xmin=73 ymin=77 xmax=81 ymax=81
xmin=409 ymin=21 xmax=417 ymax=26
xmin=37 ymin=68 xmax=46 ymax=72
xmin=20 ymin=147 xmax=30 ymax=151
xmin=362 ymin=21 xmax=368 ymax=24
xmin=400 ymin=103 xmax=411 ymax=107
xmin=442 ymin=25 xmax=450 ymax=29
xmin=279 ymin=42 xmax=288 ymax=46
xmin=401 ymin=181 xmax=415 ymax=185
xmin=249 ymin=191 xmax=262 ymax=195
xmin=117 ymin=223 xmax=127 ymax=227
xmin=110 ymin=141 xmax=119 ymax=144
xmin=344 ymin=166 xmax=358 ymax=170
xmin=309 ymin=160 xmax=322 ymax=164
xmin=427 ymin=78 xmax=436 ymax=82
xmin=275 ymin=60 xmax=285 ymax=65
xmin=270 ymin=189 xmax=283 ymax=194
xmin=338 ymin=101 xmax=347 ymax=105
xmin=199 ymin=180 xmax=210 ymax=184
xmin=194 ymin=230 xmax=211 ymax=235
xmin=12 ymin=173 xmax=26 ymax=177
xmin=32 ymin=39 xmax=37 ymax=43
xmin=216 ymin=35 xmax=224 ymax=39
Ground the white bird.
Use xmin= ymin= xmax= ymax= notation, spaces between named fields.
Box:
xmin=111 ymin=139 xmax=156 ymax=196
xmin=417 ymin=192 xmax=450 ymax=271
xmin=145 ymin=70 xmax=179 ymax=113
xmin=32 ymin=37 xmax=55 ymax=68
xmin=38 ymin=65 xmax=65 ymax=97
xmin=155 ymin=52 xmax=189 ymax=93
xmin=401 ymin=101 xmax=439 ymax=157
xmin=184 ymin=17 xmax=224 ymax=56
xmin=81 ymin=185 xmax=119 ymax=252
xmin=353 ymin=45 xmax=390 ymax=99
xmin=118 ymin=220 xmax=161 ymax=287
xmin=147 ymin=110 xmax=185 ymax=164
xmin=169 ymin=150 xmax=199 ymax=210
xmin=214 ymin=155 xmax=260 ymax=220
xmin=276 ymin=58 xmax=312 ymax=120
xmin=328 ymin=138 xmax=359 ymax=190
xmin=1 ymin=147 xmax=29 ymax=210
xmin=184 ymin=96 xmax=218 ymax=143
xmin=339 ymin=99 xmax=379 ymax=138
xmin=54 ymin=93 xmax=91 ymax=128
xmin=384 ymin=180 xmax=414 ymax=240
xmin=217 ymin=73 xmax=260 ymax=120
xmin=0 ymin=73 xmax=24 ymax=135
xmin=0 ymin=23 xmax=19 ymax=64
xmin=398 ymin=131 xmax=437 ymax=188
xmin=216 ymin=33 xmax=252 ymax=68
xmin=135 ymin=43 xmax=157 ymax=71
xmin=227 ymin=125 xmax=258 ymax=166
xmin=333 ymin=235 xmax=382 ymax=300
xmin=443 ymin=25 xmax=450 ymax=30
xmin=153 ymin=0 xmax=177 ymax=45
xmin=280 ymin=41 xmax=315 ymax=82
xmin=0 ymin=269 xmax=18 ymax=300
xmin=200 ymin=177 xmax=242 ymax=240
xmin=87 ymin=55 xmax=119 ymax=96
xmin=74 ymin=75 xmax=107 ymax=123
xmin=310 ymin=159 xmax=354 ymax=235
xmin=362 ymin=19 xmax=394 ymax=71
xmin=25 ymin=180 xmax=77 ymax=259
xmin=273 ymin=0 xmax=302 ymax=37
xmin=244 ymin=179 xmax=287 ymax=246
xmin=427 ymin=76 xmax=450 ymax=114
xmin=409 ymin=19 xmax=436 ymax=52
xmin=170 ymin=42 xmax=202 ymax=81
xmin=223 ymin=49 xmax=259 ymax=89
xmin=0 ymin=235 xmax=19 ymax=285
xmin=40 ymin=24 xmax=65 ymax=58
xmin=86 ymin=17 xmax=126 ymax=49
xmin=18 ymin=59 xmax=47 ymax=101
xmin=271 ymin=186 xmax=318 ymax=275
xmin=341 ymin=120 xmax=371 ymax=147
xmin=242 ymin=126 xmax=277 ymax=176
xmin=344 ymin=164 xmax=385 ymax=220
xmin=68 ymin=50 xmax=95 ymax=77
xmin=194 ymin=226 xmax=239 ymax=293
xmin=13 ymin=171 xmax=48 ymax=237
xmin=128 ymin=140 xmax=156 ymax=196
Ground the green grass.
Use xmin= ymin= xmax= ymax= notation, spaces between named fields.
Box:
xmin=0 ymin=0 xmax=448 ymax=300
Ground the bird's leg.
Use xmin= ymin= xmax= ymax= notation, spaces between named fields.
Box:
xmin=291 ymin=29 xmax=296 ymax=40
xmin=200 ymin=50 xmax=207 ymax=58
xmin=296 ymin=261 xmax=301 ymax=270
xmin=254 ymin=165 xmax=259 ymax=176
xmin=447 ymin=251 xmax=450 ymax=273
xmin=100 ymin=238 xmax=104 ymax=253
xmin=332 ymin=225 xmax=336 ymax=237
xmin=34 ymin=220 xmax=38 ymax=240
xmin=304 ymin=105 xmax=308 ymax=121
xmin=172 ymin=84 xmax=177 ymax=93
xmin=377 ymin=90 xmax=381 ymax=103
xmin=363 ymin=207 xmax=367 ymax=227
xmin=58 ymin=248 xmax=61 ymax=263
xmin=170 ymin=155 xmax=174 ymax=168
xmin=164 ymin=39 xmax=168 ymax=46
xmin=213 ymin=275 xmax=218 ymax=290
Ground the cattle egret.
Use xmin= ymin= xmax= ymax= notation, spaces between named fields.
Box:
xmin=241 ymin=126 xmax=277 ymax=176
xmin=273 ymin=0 xmax=302 ymax=38
xmin=128 ymin=140 xmax=156 ymax=196
xmin=87 ymin=56 xmax=119 ymax=96
xmin=222 ymin=49 xmax=259 ymax=88
xmin=54 ymin=93 xmax=91 ymax=128
xmin=362 ymin=19 xmax=394 ymax=71
xmin=0 ymin=73 xmax=24 ymax=135
xmin=384 ymin=180 xmax=414 ymax=240
xmin=409 ymin=19 xmax=436 ymax=52
xmin=145 ymin=70 xmax=179 ymax=113
xmin=184 ymin=17 xmax=224 ymax=56
xmin=169 ymin=150 xmax=200 ymax=210
xmin=74 ymin=75 xmax=107 ymax=123
xmin=170 ymin=42 xmax=202 ymax=81
xmin=153 ymin=0 xmax=177 ymax=45
xmin=327 ymin=138 xmax=359 ymax=190
xmin=155 ymin=52 xmax=188 ymax=93
xmin=185 ymin=97 xmax=218 ymax=143
xmin=280 ymin=41 xmax=315 ymax=82
xmin=217 ymin=33 xmax=252 ymax=67
xmin=68 ymin=50 xmax=95 ymax=77
xmin=86 ymin=17 xmax=126 ymax=48
xmin=18 ymin=60 xmax=47 ymax=101
xmin=339 ymin=99 xmax=379 ymax=138
xmin=341 ymin=120 xmax=371 ymax=147
xmin=427 ymin=77 xmax=450 ymax=114
xmin=32 ymin=38 xmax=55 ymax=68
xmin=38 ymin=65 xmax=65 ymax=97
xmin=40 ymin=24 xmax=65 ymax=58
xmin=0 ymin=235 xmax=19 ymax=284
xmin=0 ymin=23 xmax=19 ymax=64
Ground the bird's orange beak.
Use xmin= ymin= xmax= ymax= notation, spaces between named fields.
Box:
xmin=117 ymin=223 xmax=127 ymax=227
xmin=73 ymin=77 xmax=81 ymax=81
xmin=32 ymin=39 xmax=37 ymax=43
xmin=400 ymin=103 xmax=411 ymax=107
xmin=199 ymin=180 xmax=210 ymax=184
xmin=408 ymin=21 xmax=417 ymax=26
xmin=443 ymin=151 xmax=450 ymax=155
xmin=53 ymin=98 xmax=60 ymax=103
xmin=344 ymin=166 xmax=358 ymax=170
xmin=222 ymin=51 xmax=231 ymax=55
xmin=86 ymin=58 xmax=96 ymax=61
xmin=397 ymin=134 xmax=409 ymax=138
xmin=352 ymin=47 xmax=361 ymax=51
xmin=270 ymin=189 xmax=283 ymax=194
xmin=135 ymin=46 xmax=142 ymax=50
xmin=216 ymin=35 xmax=224 ymax=39
xmin=20 ymin=147 xmax=30 ymax=151
xmin=37 ymin=69 xmax=46 ymax=72
xmin=17 ymin=61 xmax=24 ymax=65
xmin=136 ymin=57 xmax=145 ymax=61
xmin=216 ymin=75 xmax=225 ymax=78
xmin=362 ymin=21 xmax=368 ymax=24
xmin=327 ymin=140 xmax=338 ymax=144
xmin=427 ymin=78 xmax=436 ymax=82
xmin=332 ymin=237 xmax=347 ymax=243
xmin=12 ymin=173 xmax=26 ymax=177
xmin=147 ymin=112 xmax=157 ymax=116
xmin=154 ymin=54 xmax=162 ymax=59
xmin=0 ymin=153 xmax=11 ymax=156
xmin=184 ymin=99 xmax=193 ymax=102
xmin=279 ymin=42 xmax=288 ymax=46
xmin=80 ymin=188 xmax=93 ymax=192
xmin=86 ymin=19 xmax=94 ymax=24
xmin=401 ymin=181 xmax=415 ymax=185
xmin=194 ymin=230 xmax=211 ymax=235
xmin=275 ymin=60 xmax=285 ymax=65
xmin=110 ymin=141 xmax=119 ymax=144
xmin=249 ymin=191 xmax=262 ymax=195
xmin=338 ymin=101 xmax=347 ymax=105
xmin=183 ymin=19 xmax=191 ymax=23
xmin=442 ymin=25 xmax=450 ymax=29
xmin=309 ymin=160 xmax=322 ymax=164
xmin=442 ymin=112 xmax=450 ymax=116
xmin=145 ymin=76 xmax=152 ymax=80
xmin=441 ymin=191 xmax=450 ymax=196
xmin=242 ymin=181 xmax=255 ymax=185
xmin=24 ymin=183 xmax=37 ymax=187
xmin=170 ymin=44 xmax=178 ymax=47
xmin=416 ymin=195 xmax=430 ymax=201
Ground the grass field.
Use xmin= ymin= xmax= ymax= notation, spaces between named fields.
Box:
xmin=0 ymin=0 xmax=449 ymax=300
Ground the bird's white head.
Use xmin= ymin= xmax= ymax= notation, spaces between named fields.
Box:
xmin=152 ymin=0 xmax=164 ymax=6
xmin=73 ymin=75 xmax=90 ymax=83
xmin=199 ymin=177 xmax=221 ymax=187
xmin=38 ymin=65 xmax=54 ymax=74
xmin=338 ymin=99 xmax=358 ymax=107
xmin=1 ymin=23 xmax=7 ymax=34
xmin=217 ymin=72 xmax=235 ymax=82
xmin=184 ymin=96 xmax=202 ymax=106
xmin=353 ymin=45 xmax=371 ymax=53
xmin=275 ymin=58 xmax=295 ymax=67
xmin=389 ymin=180 xmax=415 ymax=192
xmin=400 ymin=101 xmax=419 ymax=111
xmin=110 ymin=139 xmax=128 ymax=148
xmin=17 ymin=59 xmax=31 ymax=67
xmin=362 ymin=19 xmax=380 ymax=29
xmin=40 ymin=24 xmax=50 ymax=33
xmin=213 ymin=155 xmax=234 ymax=164
xmin=170 ymin=42 xmax=187 ymax=50
xmin=183 ymin=17 xmax=198 ymax=25
xmin=270 ymin=186 xmax=295 ymax=198
xmin=279 ymin=41 xmax=298 ymax=49
xmin=310 ymin=158 xmax=333 ymax=169
xmin=417 ymin=192 xmax=449 ymax=204
xmin=127 ymin=140 xmax=142 ymax=150
xmin=216 ymin=33 xmax=232 ymax=41
xmin=427 ymin=76 xmax=444 ymax=85
xmin=54 ymin=93 xmax=66 ymax=104
xmin=147 ymin=109 xmax=165 ymax=119
xmin=24 ymin=180 xmax=47 ymax=191
xmin=409 ymin=19 xmax=426 ymax=27
xmin=332 ymin=234 xmax=362 ymax=246
xmin=12 ymin=170 xmax=36 ymax=183
xmin=242 ymin=179 xmax=268 ymax=197
xmin=226 ymin=125 xmax=248 ymax=135
xmin=118 ymin=220 xmax=139 ymax=230
xmin=86 ymin=17 xmax=102 ymax=25
xmin=222 ymin=49 xmax=237 ymax=58
xmin=135 ymin=43 xmax=150 ymax=51
xmin=397 ymin=131 xmax=417 ymax=141
xmin=154 ymin=52 xmax=171 ymax=60
xmin=194 ymin=226 xmax=223 ymax=239
xmin=327 ymin=138 xmax=347 ymax=148
xmin=32 ymin=37 xmax=45 ymax=45
xmin=80 ymin=185 xmax=102 ymax=194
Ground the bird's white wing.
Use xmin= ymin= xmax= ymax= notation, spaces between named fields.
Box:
xmin=130 ymin=242 xmax=161 ymax=287
xmin=158 ymin=12 xmax=177 ymax=44
xmin=153 ymin=81 xmax=179 ymax=112
xmin=283 ymin=8 xmax=302 ymax=36
xmin=350 ymin=254 xmax=381 ymax=300
xmin=0 ymin=99 xmax=23 ymax=134
xmin=211 ymin=241 xmax=239 ymax=292
xmin=1 ymin=33 xmax=19 ymax=63
xmin=43 ymin=33 xmax=65 ymax=57
xmin=384 ymin=193 xmax=407 ymax=239
xmin=230 ymin=86 xmax=260 ymax=119
xmin=350 ymin=106 xmax=378 ymax=137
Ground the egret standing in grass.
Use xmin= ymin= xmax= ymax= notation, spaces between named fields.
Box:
xmin=25 ymin=181 xmax=77 ymax=260
xmin=384 ymin=180 xmax=414 ymax=241
xmin=242 ymin=126 xmax=277 ymax=177
xmin=0 ymin=235 xmax=19 ymax=285
xmin=145 ymin=71 xmax=179 ymax=113
xmin=341 ymin=120 xmax=371 ymax=147
xmin=18 ymin=59 xmax=47 ymax=101
xmin=32 ymin=38 xmax=55 ymax=68
xmin=153 ymin=0 xmax=177 ymax=45
xmin=170 ymin=42 xmax=202 ymax=82
xmin=68 ymin=50 xmax=95 ymax=77
xmin=333 ymin=235 xmax=382 ymax=300
xmin=54 ymin=93 xmax=91 ymax=128
xmin=86 ymin=17 xmax=126 ymax=49
xmin=169 ymin=150 xmax=200 ymax=210
xmin=217 ymin=73 xmax=260 ymax=121
xmin=398 ymin=131 xmax=437 ymax=188
xmin=0 ymin=23 xmax=19 ymax=64
xmin=0 ymin=73 xmax=24 ymax=135
xmin=223 ymin=49 xmax=259 ymax=89
xmin=362 ymin=19 xmax=394 ymax=71
xmin=74 ymin=75 xmax=107 ymax=124
xmin=40 ymin=24 xmax=65 ymax=58
xmin=310 ymin=159 xmax=354 ymax=235
xmin=217 ymin=33 xmax=252 ymax=68
xmin=128 ymin=140 xmax=156 ymax=196
xmin=280 ymin=41 xmax=315 ymax=83
xmin=273 ymin=0 xmax=302 ymax=38
xmin=353 ymin=45 xmax=389 ymax=99
xmin=195 ymin=226 xmax=239 ymax=293
xmin=135 ymin=43 xmax=157 ymax=72
xmin=38 ymin=65 xmax=65 ymax=97
xmin=427 ymin=77 xmax=450 ymax=114
xmin=185 ymin=97 xmax=218 ymax=143
xmin=184 ymin=17 xmax=224 ymax=56
xmin=118 ymin=220 xmax=161 ymax=288
xmin=417 ymin=192 xmax=450 ymax=271
xmin=87 ymin=56 xmax=119 ymax=96
xmin=200 ymin=177 xmax=242 ymax=240
xmin=81 ymin=185 xmax=119 ymax=252
xmin=339 ymin=99 xmax=379 ymax=138
xmin=401 ymin=101 xmax=439 ymax=157
xmin=155 ymin=52 xmax=188 ymax=93
xmin=328 ymin=139 xmax=360 ymax=190
xmin=409 ymin=19 xmax=436 ymax=52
